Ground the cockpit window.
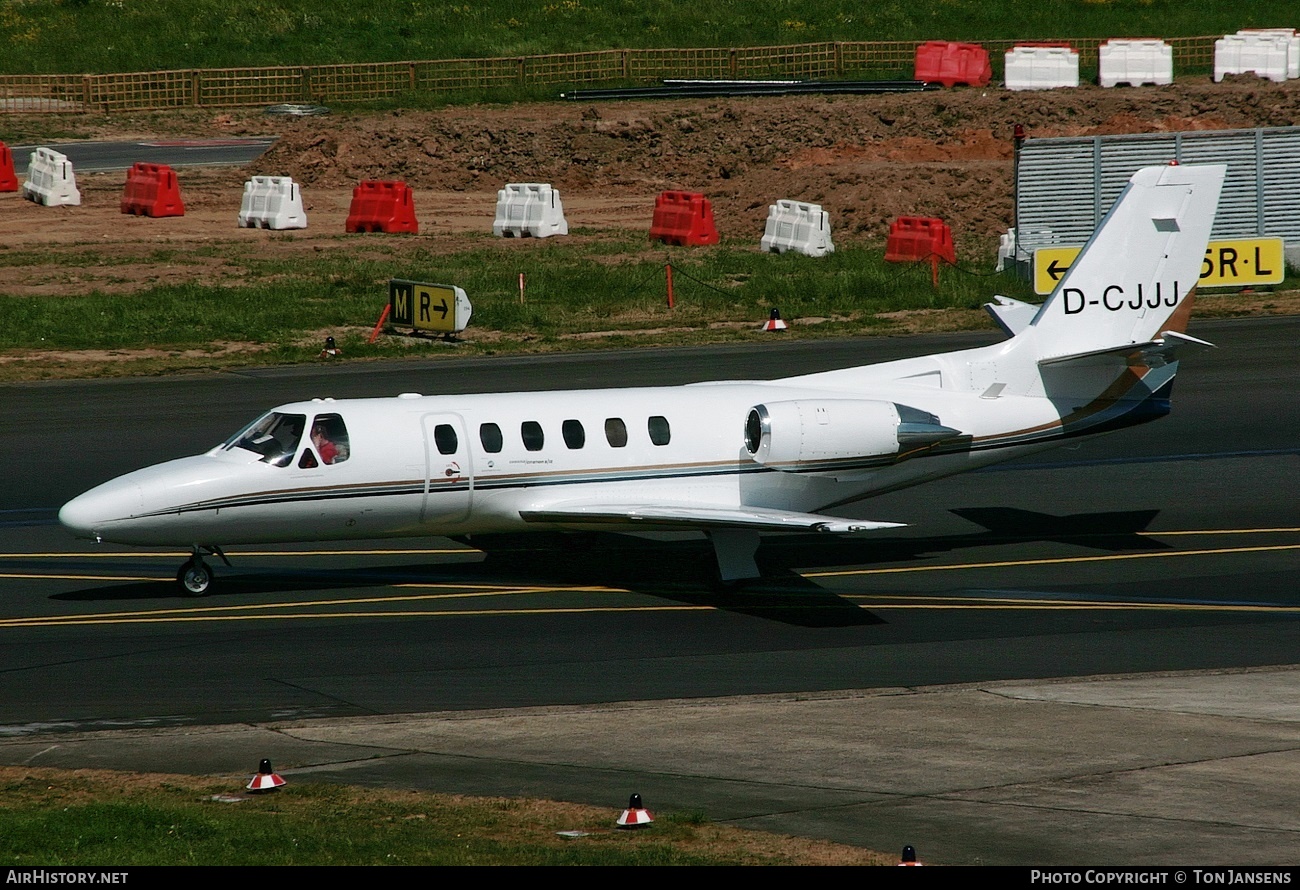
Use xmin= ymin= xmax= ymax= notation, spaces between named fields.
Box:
xmin=309 ymin=413 xmax=350 ymax=465
xmin=224 ymin=412 xmax=306 ymax=467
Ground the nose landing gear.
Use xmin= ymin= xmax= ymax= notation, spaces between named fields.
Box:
xmin=176 ymin=546 xmax=229 ymax=596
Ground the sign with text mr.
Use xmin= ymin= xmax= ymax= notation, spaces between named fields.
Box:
xmin=389 ymin=279 xmax=473 ymax=335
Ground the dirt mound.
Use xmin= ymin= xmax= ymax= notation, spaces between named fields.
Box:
xmin=245 ymin=78 xmax=1300 ymax=243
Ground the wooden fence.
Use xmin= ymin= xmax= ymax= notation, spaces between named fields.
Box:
xmin=0 ymin=38 xmax=1222 ymax=114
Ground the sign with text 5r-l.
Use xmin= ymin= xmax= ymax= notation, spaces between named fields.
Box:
xmin=1033 ymin=238 xmax=1285 ymax=295
xmin=389 ymin=279 xmax=473 ymax=334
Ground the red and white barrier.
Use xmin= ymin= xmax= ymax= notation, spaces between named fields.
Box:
xmin=22 ymin=147 xmax=80 ymax=206
xmin=492 ymin=182 xmax=568 ymax=238
xmin=761 ymin=200 xmax=834 ymax=258
xmin=239 ymin=175 xmax=307 ymax=230
xmin=1099 ymin=39 xmax=1173 ymax=87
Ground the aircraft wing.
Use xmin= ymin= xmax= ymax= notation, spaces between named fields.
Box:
xmin=518 ymin=502 xmax=903 ymax=534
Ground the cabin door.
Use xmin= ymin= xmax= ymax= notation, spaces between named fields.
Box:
xmin=421 ymin=413 xmax=473 ymax=525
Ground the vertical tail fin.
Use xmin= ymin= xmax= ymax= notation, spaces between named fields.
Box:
xmin=1029 ymin=163 xmax=1225 ymax=362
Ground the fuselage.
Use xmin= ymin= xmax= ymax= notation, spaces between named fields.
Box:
xmin=58 ymin=337 xmax=1174 ymax=549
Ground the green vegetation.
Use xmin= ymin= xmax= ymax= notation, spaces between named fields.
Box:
xmin=0 ymin=768 xmax=888 ymax=865
xmin=0 ymin=234 xmax=1030 ymax=377
xmin=0 ymin=0 xmax=1282 ymax=75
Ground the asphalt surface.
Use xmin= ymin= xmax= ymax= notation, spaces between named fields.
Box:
xmin=9 ymin=138 xmax=275 ymax=174
xmin=0 ymin=322 xmax=1297 ymax=865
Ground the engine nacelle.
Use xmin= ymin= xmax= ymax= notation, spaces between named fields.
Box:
xmin=744 ymin=399 xmax=960 ymax=471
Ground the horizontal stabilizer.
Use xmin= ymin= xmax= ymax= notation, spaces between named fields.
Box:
xmin=984 ymin=294 xmax=1039 ymax=336
xmin=519 ymin=502 xmax=903 ymax=534
xmin=1038 ymin=329 xmax=1215 ymax=369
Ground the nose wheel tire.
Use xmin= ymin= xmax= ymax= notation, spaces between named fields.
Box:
xmin=177 ymin=558 xmax=213 ymax=596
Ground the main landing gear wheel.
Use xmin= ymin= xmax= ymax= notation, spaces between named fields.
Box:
xmin=177 ymin=558 xmax=213 ymax=596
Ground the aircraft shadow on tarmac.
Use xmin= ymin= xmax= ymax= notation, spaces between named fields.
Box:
xmin=51 ymin=508 xmax=1166 ymax=628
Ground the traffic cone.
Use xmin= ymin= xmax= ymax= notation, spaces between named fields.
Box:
xmin=247 ymin=758 xmax=286 ymax=792
xmin=616 ymin=793 xmax=654 ymax=828
xmin=318 ymin=335 xmax=341 ymax=358
xmin=898 ymin=844 xmax=923 ymax=866
xmin=762 ymin=308 xmax=787 ymax=332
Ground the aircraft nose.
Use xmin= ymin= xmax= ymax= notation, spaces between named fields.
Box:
xmin=59 ymin=480 xmax=143 ymax=539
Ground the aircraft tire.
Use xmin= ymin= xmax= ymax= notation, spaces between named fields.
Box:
xmin=177 ymin=559 xmax=213 ymax=596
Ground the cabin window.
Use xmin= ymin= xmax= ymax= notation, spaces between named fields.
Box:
xmin=562 ymin=419 xmax=585 ymax=449
xmin=479 ymin=422 xmax=503 ymax=453
xmin=604 ymin=418 xmax=627 ymax=448
xmin=310 ymin=413 xmax=350 ymax=465
xmin=298 ymin=450 xmax=318 ymax=469
xmin=521 ymin=421 xmax=544 ymax=451
xmin=433 ymin=423 xmax=458 ymax=455
xmin=648 ymin=415 xmax=671 ymax=446
xmin=223 ymin=411 xmax=306 ymax=468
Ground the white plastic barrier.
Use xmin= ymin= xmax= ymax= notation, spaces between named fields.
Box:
xmin=1235 ymin=29 xmax=1299 ymax=78
xmin=760 ymin=200 xmax=834 ymax=257
xmin=1098 ymin=39 xmax=1173 ymax=87
xmin=996 ymin=227 xmax=1018 ymax=272
xmin=1004 ymin=45 xmax=1080 ymax=91
xmin=238 ymin=176 xmax=307 ymax=229
xmin=22 ymin=147 xmax=80 ymax=206
xmin=1215 ymin=33 xmax=1291 ymax=82
xmin=492 ymin=183 xmax=568 ymax=238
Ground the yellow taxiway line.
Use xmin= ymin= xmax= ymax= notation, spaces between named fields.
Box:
xmin=0 ymin=527 xmax=1296 ymax=628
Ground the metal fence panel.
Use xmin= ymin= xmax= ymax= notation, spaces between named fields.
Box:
xmin=1016 ymin=127 xmax=1300 ymax=252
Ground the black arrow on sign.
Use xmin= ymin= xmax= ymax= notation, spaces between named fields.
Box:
xmin=434 ymin=298 xmax=448 ymax=319
xmin=1047 ymin=259 xmax=1069 ymax=281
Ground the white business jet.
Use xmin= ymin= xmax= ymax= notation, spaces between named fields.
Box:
xmin=61 ymin=163 xmax=1225 ymax=595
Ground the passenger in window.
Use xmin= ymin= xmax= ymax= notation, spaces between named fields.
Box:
xmin=312 ymin=422 xmax=339 ymax=465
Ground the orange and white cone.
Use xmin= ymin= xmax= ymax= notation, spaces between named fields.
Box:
xmin=762 ymin=308 xmax=787 ymax=331
xmin=616 ymin=793 xmax=654 ymax=828
xmin=247 ymin=758 xmax=286 ymax=792
xmin=898 ymin=844 xmax=923 ymax=865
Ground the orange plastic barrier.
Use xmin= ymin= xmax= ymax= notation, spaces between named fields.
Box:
xmin=120 ymin=163 xmax=185 ymax=217
xmin=913 ymin=41 xmax=992 ymax=87
xmin=649 ymin=191 xmax=719 ymax=246
xmin=884 ymin=217 xmax=957 ymax=265
xmin=345 ymin=181 xmax=419 ymax=234
xmin=0 ymin=142 xmax=16 ymax=192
